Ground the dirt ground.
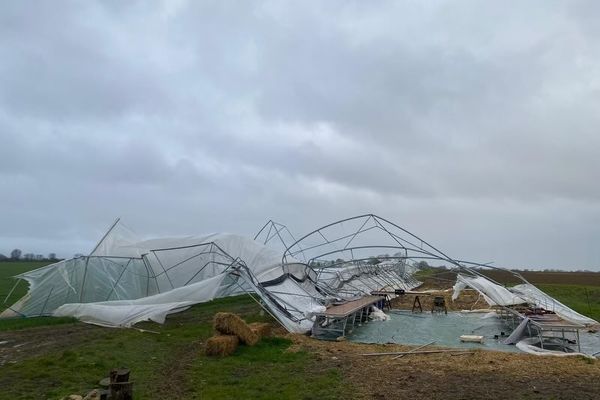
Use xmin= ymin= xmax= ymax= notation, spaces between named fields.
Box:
xmin=297 ymin=276 xmax=600 ymax=400
xmin=0 ymin=324 xmax=111 ymax=367
xmin=389 ymin=288 xmax=488 ymax=312
xmin=287 ymin=333 xmax=600 ymax=400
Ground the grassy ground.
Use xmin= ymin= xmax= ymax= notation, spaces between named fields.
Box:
xmin=0 ymin=296 xmax=345 ymax=400
xmin=0 ymin=316 xmax=78 ymax=332
xmin=0 ymin=261 xmax=55 ymax=312
xmin=537 ymin=284 xmax=600 ymax=322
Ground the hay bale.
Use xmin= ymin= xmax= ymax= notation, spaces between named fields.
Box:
xmin=205 ymin=334 xmax=239 ymax=357
xmin=213 ymin=312 xmax=259 ymax=345
xmin=248 ymin=322 xmax=272 ymax=338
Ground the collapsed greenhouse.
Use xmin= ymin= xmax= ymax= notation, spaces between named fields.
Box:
xmin=2 ymin=214 xmax=599 ymax=356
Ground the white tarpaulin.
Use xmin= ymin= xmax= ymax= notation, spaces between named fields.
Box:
xmin=511 ymin=283 xmax=598 ymax=327
xmin=54 ymin=273 xmax=228 ymax=327
xmin=3 ymin=220 xmax=415 ymax=333
xmin=452 ymin=274 xmax=526 ymax=306
xmin=1 ymin=221 xmax=290 ymax=327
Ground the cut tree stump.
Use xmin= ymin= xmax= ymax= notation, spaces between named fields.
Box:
xmin=109 ymin=368 xmax=133 ymax=400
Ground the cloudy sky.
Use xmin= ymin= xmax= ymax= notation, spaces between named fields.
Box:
xmin=1 ymin=1 xmax=599 ymax=269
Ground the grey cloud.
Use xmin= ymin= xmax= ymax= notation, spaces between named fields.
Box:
xmin=1 ymin=1 xmax=600 ymax=269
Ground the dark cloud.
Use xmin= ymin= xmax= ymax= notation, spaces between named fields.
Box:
xmin=1 ymin=1 xmax=599 ymax=269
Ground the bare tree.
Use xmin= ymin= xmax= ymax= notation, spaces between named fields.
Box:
xmin=10 ymin=249 xmax=22 ymax=260
xmin=48 ymin=253 xmax=57 ymax=260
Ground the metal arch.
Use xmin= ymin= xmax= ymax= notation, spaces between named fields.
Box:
xmin=454 ymin=260 xmax=532 ymax=287
xmin=254 ymin=219 xmax=307 ymax=262
xmin=282 ymin=214 xmax=464 ymax=268
xmin=305 ymin=246 xmax=449 ymax=267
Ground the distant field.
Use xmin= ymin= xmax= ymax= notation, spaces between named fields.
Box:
xmin=417 ymin=268 xmax=600 ymax=287
xmin=479 ymin=269 xmax=600 ymax=286
xmin=0 ymin=261 xmax=55 ymax=311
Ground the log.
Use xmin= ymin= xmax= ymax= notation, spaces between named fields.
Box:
xmin=109 ymin=368 xmax=133 ymax=400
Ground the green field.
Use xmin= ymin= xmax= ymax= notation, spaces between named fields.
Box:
xmin=538 ymin=284 xmax=600 ymax=323
xmin=0 ymin=296 xmax=344 ymax=400
xmin=0 ymin=261 xmax=55 ymax=312
xmin=0 ymin=262 xmax=344 ymax=399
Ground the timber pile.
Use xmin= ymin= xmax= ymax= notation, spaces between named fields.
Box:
xmin=205 ymin=313 xmax=271 ymax=357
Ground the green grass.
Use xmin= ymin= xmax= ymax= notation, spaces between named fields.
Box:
xmin=193 ymin=337 xmax=341 ymax=400
xmin=0 ymin=316 xmax=78 ymax=331
xmin=0 ymin=261 xmax=55 ymax=312
xmin=0 ymin=296 xmax=346 ymax=400
xmin=537 ymin=284 xmax=600 ymax=322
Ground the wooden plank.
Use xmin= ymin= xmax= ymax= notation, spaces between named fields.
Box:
xmin=320 ymin=296 xmax=381 ymax=317
xmin=371 ymin=290 xmax=433 ymax=296
xmin=392 ymin=341 xmax=435 ymax=360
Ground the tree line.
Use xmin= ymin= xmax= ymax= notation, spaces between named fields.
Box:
xmin=0 ymin=249 xmax=59 ymax=262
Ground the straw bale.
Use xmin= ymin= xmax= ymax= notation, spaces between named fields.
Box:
xmin=213 ymin=312 xmax=259 ymax=345
xmin=205 ymin=334 xmax=239 ymax=356
xmin=248 ymin=322 xmax=272 ymax=338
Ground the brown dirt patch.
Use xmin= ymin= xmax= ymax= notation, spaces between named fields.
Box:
xmin=480 ymin=270 xmax=600 ymax=287
xmin=287 ymin=334 xmax=600 ymax=400
xmin=153 ymin=339 xmax=204 ymax=399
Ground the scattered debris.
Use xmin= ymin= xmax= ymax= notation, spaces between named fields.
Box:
xmin=449 ymin=351 xmax=476 ymax=356
xmin=363 ymin=349 xmax=478 ymax=357
xmin=460 ymin=335 xmax=485 ymax=344
xmin=82 ymin=389 xmax=100 ymax=400
xmin=392 ymin=341 xmax=436 ymax=360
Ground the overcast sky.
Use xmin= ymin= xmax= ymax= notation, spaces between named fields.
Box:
xmin=1 ymin=1 xmax=599 ymax=270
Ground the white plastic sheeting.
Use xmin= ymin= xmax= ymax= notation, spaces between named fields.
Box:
xmin=452 ymin=273 xmax=599 ymax=328
xmin=316 ymin=263 xmax=421 ymax=299
xmin=503 ymin=317 xmax=530 ymax=345
xmin=2 ymin=222 xmax=288 ymax=327
xmin=516 ymin=338 xmax=595 ymax=359
xmin=235 ymin=266 xmax=317 ymax=333
xmin=54 ymin=273 xmax=228 ymax=327
xmin=511 ymin=284 xmax=598 ymax=327
xmin=452 ymin=274 xmax=526 ymax=306
xmin=2 ymin=257 xmax=153 ymax=318
xmin=2 ymin=219 xmax=434 ymax=333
